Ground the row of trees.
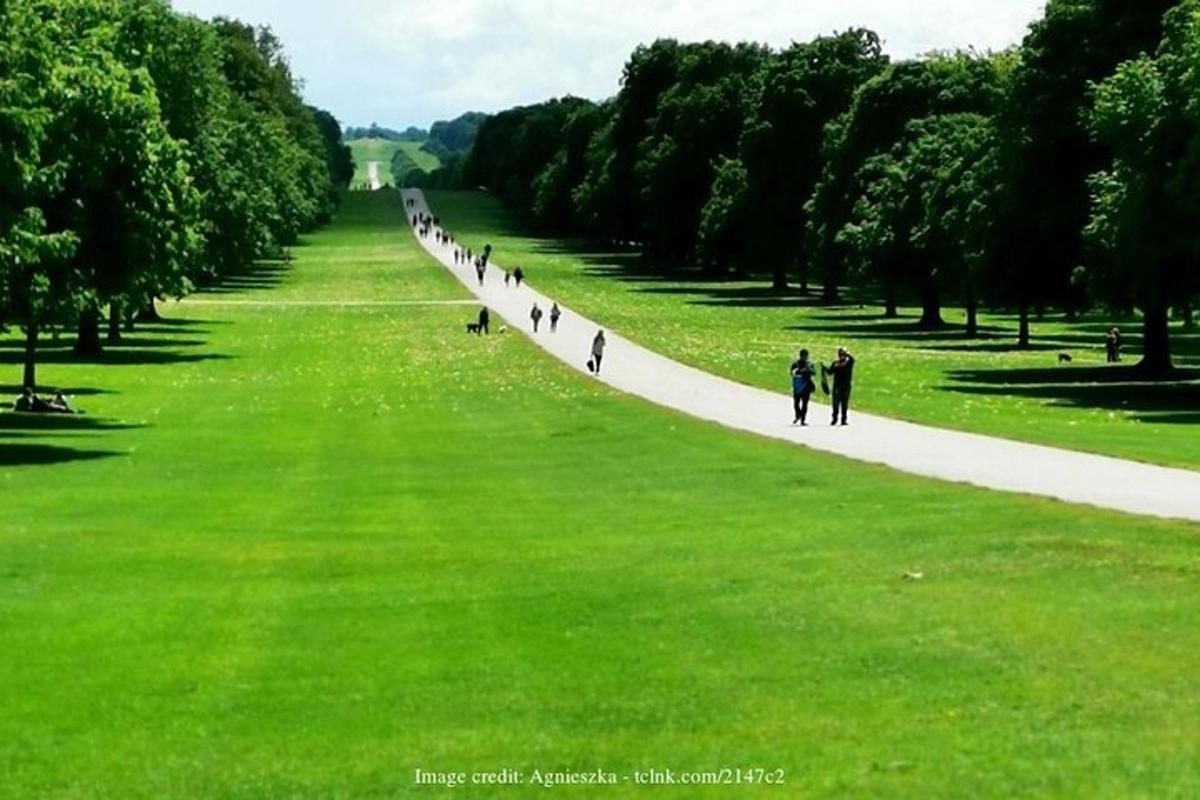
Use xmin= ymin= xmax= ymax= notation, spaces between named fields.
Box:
xmin=1 ymin=0 xmax=353 ymax=387
xmin=460 ymin=0 xmax=1199 ymax=372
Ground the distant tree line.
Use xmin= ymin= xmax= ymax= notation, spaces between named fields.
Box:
xmin=344 ymin=124 xmax=428 ymax=142
xmin=0 ymin=0 xmax=353 ymax=387
xmin=387 ymin=111 xmax=490 ymax=189
xmin=457 ymin=1 xmax=1199 ymax=373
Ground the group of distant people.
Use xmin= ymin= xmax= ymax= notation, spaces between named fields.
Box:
xmin=12 ymin=387 xmax=75 ymax=414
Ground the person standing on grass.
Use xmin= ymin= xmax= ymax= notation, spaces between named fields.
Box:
xmin=550 ymin=303 xmax=561 ymax=333
xmin=478 ymin=307 xmax=490 ymax=336
xmin=530 ymin=303 xmax=543 ymax=333
xmin=824 ymin=347 xmax=855 ymax=426
xmin=513 ymin=267 xmax=525 ymax=287
xmin=590 ymin=330 xmax=607 ymax=374
xmin=790 ymin=348 xmax=816 ymax=425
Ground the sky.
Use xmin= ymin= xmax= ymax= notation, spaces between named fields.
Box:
xmin=171 ymin=0 xmax=1048 ymax=130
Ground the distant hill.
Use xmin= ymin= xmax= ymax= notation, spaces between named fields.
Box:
xmin=343 ymin=124 xmax=427 ymax=142
xmin=423 ymin=111 xmax=488 ymax=159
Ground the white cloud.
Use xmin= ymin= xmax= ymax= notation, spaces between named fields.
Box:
xmin=170 ymin=0 xmax=1048 ymax=127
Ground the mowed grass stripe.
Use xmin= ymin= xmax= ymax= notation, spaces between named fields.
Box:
xmin=0 ymin=190 xmax=1197 ymax=798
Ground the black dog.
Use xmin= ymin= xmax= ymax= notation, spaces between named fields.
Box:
xmin=1057 ymin=352 xmax=1073 ymax=363
xmin=466 ymin=323 xmax=480 ymax=334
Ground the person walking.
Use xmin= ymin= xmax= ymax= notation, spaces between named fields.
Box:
xmin=475 ymin=259 xmax=486 ymax=287
xmin=824 ymin=347 xmax=855 ymax=426
xmin=590 ymin=330 xmax=607 ymax=375
xmin=530 ymin=303 xmax=544 ymax=333
xmin=549 ymin=303 xmax=561 ymax=333
xmin=504 ymin=270 xmax=511 ymax=287
xmin=478 ymin=307 xmax=490 ymax=336
xmin=513 ymin=267 xmax=525 ymax=287
xmin=790 ymin=348 xmax=816 ymax=425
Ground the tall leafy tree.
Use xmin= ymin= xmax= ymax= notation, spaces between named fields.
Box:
xmin=736 ymin=29 xmax=886 ymax=289
xmin=805 ymin=52 xmax=1005 ymax=303
xmin=1085 ymin=0 xmax=1200 ymax=373
xmin=994 ymin=0 xmax=1177 ymax=347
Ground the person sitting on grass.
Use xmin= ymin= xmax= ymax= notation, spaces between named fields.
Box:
xmin=13 ymin=387 xmax=76 ymax=414
xmin=50 ymin=391 xmax=75 ymax=414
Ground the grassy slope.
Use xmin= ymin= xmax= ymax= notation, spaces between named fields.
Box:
xmin=349 ymin=140 xmax=441 ymax=188
xmin=427 ymin=190 xmax=1200 ymax=470
xmin=397 ymin=140 xmax=440 ymax=173
xmin=1 ymin=191 xmax=1198 ymax=797
xmin=347 ymin=138 xmax=404 ymax=187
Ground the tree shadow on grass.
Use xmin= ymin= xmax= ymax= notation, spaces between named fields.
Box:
xmin=0 ymin=337 xmax=207 ymax=352
xmin=196 ymin=264 xmax=290 ymax=295
xmin=0 ymin=412 xmax=136 ymax=466
xmin=0 ymin=413 xmax=141 ymax=433
xmin=940 ymin=365 xmax=1200 ymax=422
xmin=0 ymin=442 xmax=121 ymax=467
xmin=0 ymin=349 xmax=231 ymax=367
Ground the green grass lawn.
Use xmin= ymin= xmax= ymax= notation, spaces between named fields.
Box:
xmin=2 ymin=191 xmax=1198 ymax=797
xmin=427 ymin=190 xmax=1200 ymax=471
xmin=396 ymin=140 xmax=440 ymax=173
xmin=347 ymin=138 xmax=404 ymax=187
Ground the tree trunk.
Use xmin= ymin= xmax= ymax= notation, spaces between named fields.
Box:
xmin=1140 ymin=302 xmax=1173 ymax=375
xmin=23 ymin=322 xmax=38 ymax=390
xmin=137 ymin=296 xmax=161 ymax=322
xmin=965 ymin=297 xmax=979 ymax=338
xmin=1180 ymin=301 xmax=1195 ymax=330
xmin=884 ymin=284 xmax=898 ymax=318
xmin=917 ymin=279 xmax=944 ymax=329
xmin=771 ymin=264 xmax=788 ymax=292
xmin=74 ymin=307 xmax=103 ymax=356
xmin=107 ymin=302 xmax=122 ymax=343
xmin=798 ymin=262 xmax=809 ymax=295
xmin=822 ymin=282 xmax=840 ymax=305
xmin=124 ymin=305 xmax=136 ymax=333
xmin=1017 ymin=304 xmax=1030 ymax=349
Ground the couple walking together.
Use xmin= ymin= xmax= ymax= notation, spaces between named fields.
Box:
xmin=790 ymin=348 xmax=855 ymax=426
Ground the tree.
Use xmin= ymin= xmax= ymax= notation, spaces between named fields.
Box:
xmin=737 ymin=29 xmax=886 ymax=289
xmin=994 ymin=0 xmax=1177 ymax=347
xmin=0 ymin=0 xmax=79 ymax=388
xmin=806 ymin=53 xmax=1005 ymax=303
xmin=1085 ymin=1 xmax=1200 ymax=374
xmin=697 ymin=158 xmax=750 ymax=273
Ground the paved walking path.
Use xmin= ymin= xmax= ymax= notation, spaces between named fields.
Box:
xmin=405 ymin=189 xmax=1200 ymax=522
xmin=367 ymin=161 xmax=382 ymax=191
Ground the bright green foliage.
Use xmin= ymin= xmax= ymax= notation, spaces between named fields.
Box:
xmin=0 ymin=0 xmax=349 ymax=385
xmin=463 ymin=97 xmax=599 ymax=214
xmin=696 ymin=157 xmax=750 ymax=271
xmin=842 ymin=111 xmax=1003 ymax=331
xmin=1085 ymin=0 xmax=1200 ymax=372
xmin=805 ymin=52 xmax=1007 ymax=303
xmin=734 ymin=30 xmax=887 ymax=286
xmin=994 ymin=0 xmax=1178 ymax=349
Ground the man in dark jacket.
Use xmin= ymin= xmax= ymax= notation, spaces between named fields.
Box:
xmin=826 ymin=347 xmax=855 ymax=426
xmin=478 ymin=307 xmax=490 ymax=335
